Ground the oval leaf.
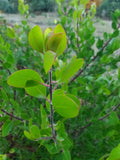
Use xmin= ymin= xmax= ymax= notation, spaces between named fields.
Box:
xmin=54 ymin=24 xmax=67 ymax=56
xmin=28 ymin=25 xmax=43 ymax=52
xmin=52 ymin=94 xmax=79 ymax=118
xmin=47 ymin=32 xmax=63 ymax=52
xmin=25 ymin=83 xmax=46 ymax=98
xmin=7 ymin=69 xmax=42 ymax=88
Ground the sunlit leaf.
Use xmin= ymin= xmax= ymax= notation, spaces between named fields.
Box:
xmin=28 ymin=25 xmax=43 ymax=52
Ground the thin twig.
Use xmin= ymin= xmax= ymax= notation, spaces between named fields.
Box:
xmin=1 ymin=108 xmax=29 ymax=123
xmin=69 ymin=24 xmax=120 ymax=84
xmin=49 ymin=69 xmax=56 ymax=143
xmin=98 ymin=103 xmax=120 ymax=121
xmin=52 ymin=84 xmax=58 ymax=92
xmin=78 ymin=103 xmax=120 ymax=133
xmin=35 ymin=136 xmax=53 ymax=141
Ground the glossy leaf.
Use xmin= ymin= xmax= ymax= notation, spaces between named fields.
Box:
xmin=25 ymin=84 xmax=46 ymax=98
xmin=66 ymin=94 xmax=80 ymax=108
xmin=43 ymin=51 xmax=56 ymax=73
xmin=47 ymin=32 xmax=63 ymax=52
xmin=52 ymin=93 xmax=79 ymax=118
xmin=54 ymin=24 xmax=67 ymax=56
xmin=43 ymin=27 xmax=53 ymax=50
xmin=7 ymin=69 xmax=46 ymax=98
xmin=28 ymin=25 xmax=43 ymax=52
xmin=7 ymin=69 xmax=41 ymax=88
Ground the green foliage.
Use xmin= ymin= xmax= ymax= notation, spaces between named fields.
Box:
xmin=96 ymin=0 xmax=120 ymax=18
xmin=1 ymin=0 xmax=120 ymax=159
xmin=56 ymin=0 xmax=120 ymax=159
xmin=28 ymin=0 xmax=55 ymax=12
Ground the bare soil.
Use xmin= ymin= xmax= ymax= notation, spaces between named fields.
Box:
xmin=0 ymin=12 xmax=112 ymax=35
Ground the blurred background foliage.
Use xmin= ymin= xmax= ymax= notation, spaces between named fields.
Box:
xmin=1 ymin=0 xmax=120 ymax=160
xmin=0 ymin=0 xmax=120 ymax=18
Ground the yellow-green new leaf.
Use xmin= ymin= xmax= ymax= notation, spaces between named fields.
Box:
xmin=43 ymin=51 xmax=56 ymax=73
xmin=28 ymin=25 xmax=43 ymax=52
xmin=43 ymin=27 xmax=53 ymax=50
xmin=54 ymin=24 xmax=67 ymax=56
xmin=47 ymin=32 xmax=63 ymax=52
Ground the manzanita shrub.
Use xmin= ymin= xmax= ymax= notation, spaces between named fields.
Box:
xmin=1 ymin=0 xmax=120 ymax=159
xmin=7 ymin=24 xmax=83 ymax=159
xmin=56 ymin=0 xmax=120 ymax=159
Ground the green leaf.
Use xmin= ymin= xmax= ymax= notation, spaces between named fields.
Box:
xmin=25 ymin=83 xmax=46 ymax=98
xmin=7 ymin=69 xmax=46 ymax=98
xmin=45 ymin=143 xmax=61 ymax=154
xmin=118 ymin=68 xmax=120 ymax=79
xmin=108 ymin=144 xmax=120 ymax=160
xmin=47 ymin=32 xmax=63 ymax=52
xmin=30 ymin=125 xmax=40 ymax=139
xmin=59 ymin=57 xmax=84 ymax=83
xmin=43 ymin=27 xmax=53 ymax=50
xmin=7 ymin=27 xmax=15 ymax=38
xmin=54 ymin=24 xmax=67 ymax=56
xmin=40 ymin=128 xmax=51 ymax=136
xmin=2 ymin=119 xmax=13 ymax=137
xmin=108 ymin=112 xmax=119 ymax=126
xmin=96 ymin=38 xmax=104 ymax=49
xmin=53 ymin=89 xmax=65 ymax=96
xmin=28 ymin=25 xmax=43 ymax=52
xmin=41 ymin=105 xmax=49 ymax=129
xmin=62 ymin=150 xmax=71 ymax=160
xmin=43 ymin=51 xmax=56 ymax=73
xmin=62 ymin=137 xmax=73 ymax=150
xmin=25 ymin=80 xmax=40 ymax=87
xmin=24 ymin=130 xmax=33 ymax=140
xmin=52 ymin=93 xmax=79 ymax=118
xmin=66 ymin=94 xmax=80 ymax=108
xmin=56 ymin=121 xmax=67 ymax=139
xmin=7 ymin=69 xmax=41 ymax=88
xmin=0 ymin=154 xmax=7 ymax=160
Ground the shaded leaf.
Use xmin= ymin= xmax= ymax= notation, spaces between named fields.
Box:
xmin=54 ymin=24 xmax=67 ymax=56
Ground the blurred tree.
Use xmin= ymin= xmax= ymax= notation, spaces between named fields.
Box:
xmin=86 ymin=0 xmax=104 ymax=10
xmin=96 ymin=0 xmax=120 ymax=18
xmin=28 ymin=0 xmax=55 ymax=12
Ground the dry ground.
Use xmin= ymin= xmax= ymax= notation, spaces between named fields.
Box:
xmin=0 ymin=12 xmax=112 ymax=36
